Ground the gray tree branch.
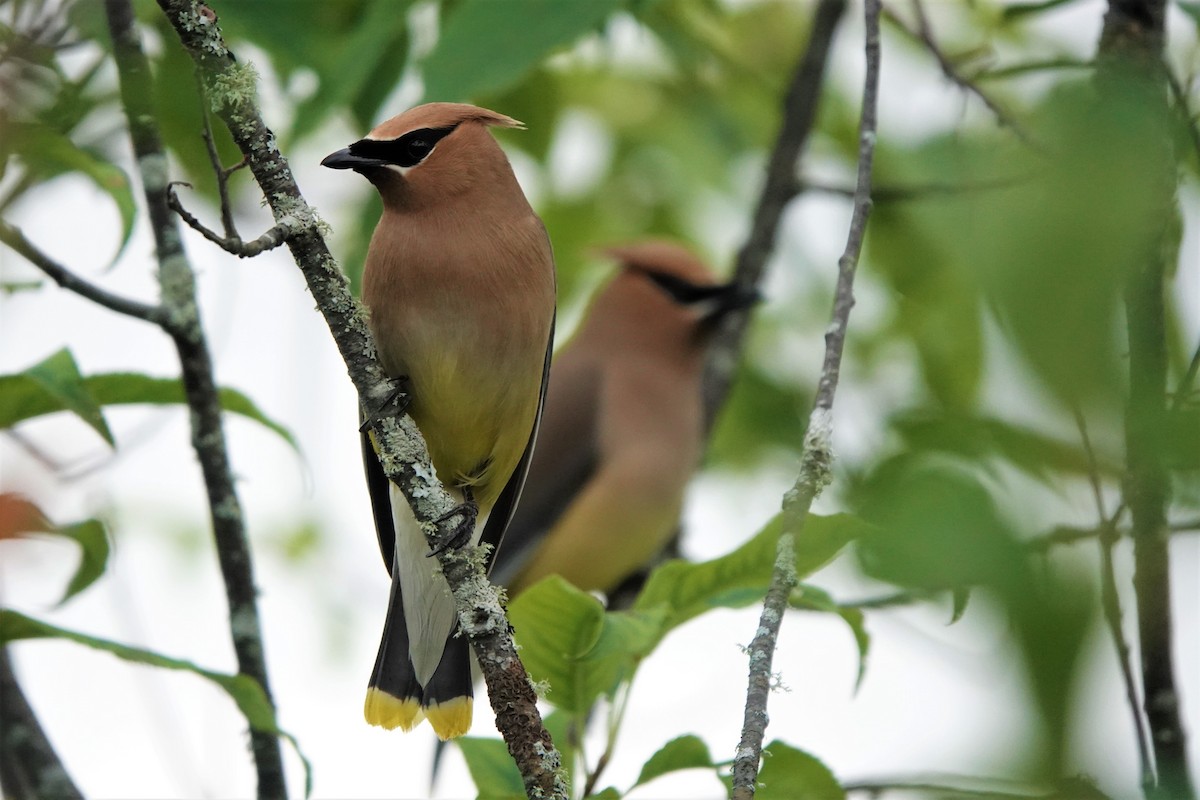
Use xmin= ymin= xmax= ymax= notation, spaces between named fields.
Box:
xmin=0 ymin=220 xmax=165 ymax=324
xmin=103 ymin=2 xmax=288 ymax=797
xmin=153 ymin=2 xmax=565 ymax=796
xmin=0 ymin=647 xmax=84 ymax=800
xmin=731 ymin=0 xmax=881 ymax=796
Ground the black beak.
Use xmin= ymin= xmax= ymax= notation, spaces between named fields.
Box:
xmin=321 ymin=147 xmax=389 ymax=170
xmin=702 ymin=281 xmax=761 ymax=324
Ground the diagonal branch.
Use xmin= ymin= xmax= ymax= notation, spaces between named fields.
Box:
xmin=702 ymin=0 xmax=847 ymax=424
xmin=103 ymin=2 xmax=288 ymax=797
xmin=884 ymin=0 xmax=1035 ymax=144
xmin=0 ymin=646 xmax=84 ymax=800
xmin=1072 ymin=408 xmax=1155 ymax=793
xmin=153 ymin=2 xmax=565 ymax=796
xmin=0 ymin=219 xmax=166 ymax=324
xmin=731 ymin=535 xmax=798 ymax=800
xmin=167 ymin=182 xmax=290 ymax=257
xmin=732 ymin=1 xmax=881 ymax=796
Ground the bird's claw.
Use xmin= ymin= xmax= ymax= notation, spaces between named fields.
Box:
xmin=360 ymin=376 xmax=412 ymax=432
xmin=427 ymin=499 xmax=478 ymax=556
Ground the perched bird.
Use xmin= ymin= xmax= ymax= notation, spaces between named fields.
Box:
xmin=490 ymin=241 xmax=755 ymax=599
xmin=322 ymin=103 xmax=556 ymax=740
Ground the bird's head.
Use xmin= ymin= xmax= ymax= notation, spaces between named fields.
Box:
xmin=321 ymin=102 xmax=523 ymax=205
xmin=604 ymin=241 xmax=760 ymax=333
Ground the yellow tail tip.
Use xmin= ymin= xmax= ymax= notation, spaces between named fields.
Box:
xmin=364 ymin=687 xmax=424 ymax=731
xmin=425 ymin=696 xmax=473 ymax=741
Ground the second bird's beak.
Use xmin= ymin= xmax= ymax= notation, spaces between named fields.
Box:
xmin=321 ymin=147 xmax=389 ymax=170
xmin=703 ymin=281 xmax=761 ymax=324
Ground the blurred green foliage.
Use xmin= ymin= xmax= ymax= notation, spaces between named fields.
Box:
xmin=2 ymin=0 xmax=1199 ymax=797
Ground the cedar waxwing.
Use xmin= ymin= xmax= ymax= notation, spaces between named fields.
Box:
xmin=322 ymin=103 xmax=556 ymax=740
xmin=489 ymin=241 xmax=755 ymax=598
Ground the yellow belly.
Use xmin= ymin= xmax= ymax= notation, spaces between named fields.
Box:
xmin=406 ymin=349 xmax=540 ymax=511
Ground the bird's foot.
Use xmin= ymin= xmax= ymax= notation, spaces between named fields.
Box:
xmin=360 ymin=376 xmax=412 ymax=432
xmin=428 ymin=487 xmax=477 ymax=556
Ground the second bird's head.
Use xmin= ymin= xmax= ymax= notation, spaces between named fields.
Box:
xmin=321 ymin=102 xmax=523 ymax=204
xmin=603 ymin=241 xmax=761 ymax=340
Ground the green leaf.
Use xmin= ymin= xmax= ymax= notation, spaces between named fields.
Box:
xmin=53 ymin=519 xmax=110 ymax=606
xmin=1164 ymin=408 xmax=1200 ymax=469
xmin=635 ymin=734 xmax=714 ymax=788
xmin=950 ymin=587 xmax=971 ymax=623
xmin=0 ymin=609 xmax=313 ymax=796
xmin=138 ymin=14 xmax=242 ymax=202
xmin=421 ymin=0 xmax=622 ymax=103
xmin=7 ymin=123 xmax=136 ymax=266
xmin=891 ymin=410 xmax=1117 ymax=480
xmin=588 ymin=789 xmax=621 ymax=800
xmin=288 ymin=2 xmax=411 ymax=144
xmin=852 ymin=456 xmax=1026 ymax=592
xmin=633 ymin=514 xmax=869 ymax=634
xmin=866 ymin=189 xmax=984 ymax=410
xmin=508 ymin=576 xmax=663 ymax=714
xmin=18 ymin=349 xmax=114 ymax=446
xmin=457 ymin=736 xmax=525 ymax=799
xmin=0 ymin=369 xmax=299 ymax=454
xmin=756 ymin=740 xmax=844 ymax=800
xmin=459 ymin=710 xmax=574 ymax=798
xmin=957 ymin=82 xmax=1169 ymax=407
xmin=0 ymin=608 xmax=273 ymax=722
xmin=789 ymin=585 xmax=870 ymax=691
xmin=1002 ymin=0 xmax=1084 ymax=21
xmin=90 ymin=374 xmax=300 ymax=454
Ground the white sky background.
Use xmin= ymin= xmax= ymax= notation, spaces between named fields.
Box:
xmin=1 ymin=1 xmax=1198 ymax=798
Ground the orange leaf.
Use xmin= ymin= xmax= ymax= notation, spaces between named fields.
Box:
xmin=0 ymin=493 xmax=52 ymax=541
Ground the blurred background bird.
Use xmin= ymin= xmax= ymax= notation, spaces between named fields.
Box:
xmin=321 ymin=102 xmax=556 ymax=741
xmin=490 ymin=240 xmax=756 ymax=605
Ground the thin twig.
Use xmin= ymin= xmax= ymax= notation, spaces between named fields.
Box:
xmin=103 ymin=2 xmax=288 ymax=798
xmin=578 ymin=675 xmax=634 ymax=798
xmin=1176 ymin=339 xmax=1200 ymax=410
xmin=702 ymin=0 xmax=848 ymax=424
xmin=1165 ymin=68 xmax=1200 ymax=410
xmin=167 ymin=182 xmax=290 ymax=257
xmin=0 ymin=646 xmax=85 ymax=800
xmin=973 ymin=57 xmax=1094 ymax=82
xmin=1166 ymin=67 xmax=1200 ymax=174
xmin=731 ymin=2 xmax=881 ymax=796
xmin=1072 ymin=408 xmax=1155 ymax=792
xmin=895 ymin=0 xmax=1035 ymax=143
xmin=196 ymin=91 xmax=242 ymax=239
xmin=0 ymin=218 xmax=166 ymax=324
xmin=799 ymin=174 xmax=1020 ymax=201
xmin=843 ymin=776 xmax=1063 ymax=798
xmin=840 ymin=587 xmax=945 ymax=610
xmin=154 ymin=2 xmax=565 ymax=796
xmin=731 ymin=535 xmax=799 ymax=800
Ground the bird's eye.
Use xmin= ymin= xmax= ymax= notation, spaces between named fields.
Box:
xmin=393 ymin=126 xmax=455 ymax=167
xmin=407 ymin=138 xmax=431 ymax=160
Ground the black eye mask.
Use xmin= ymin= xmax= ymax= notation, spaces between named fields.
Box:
xmin=348 ymin=126 xmax=458 ymax=168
